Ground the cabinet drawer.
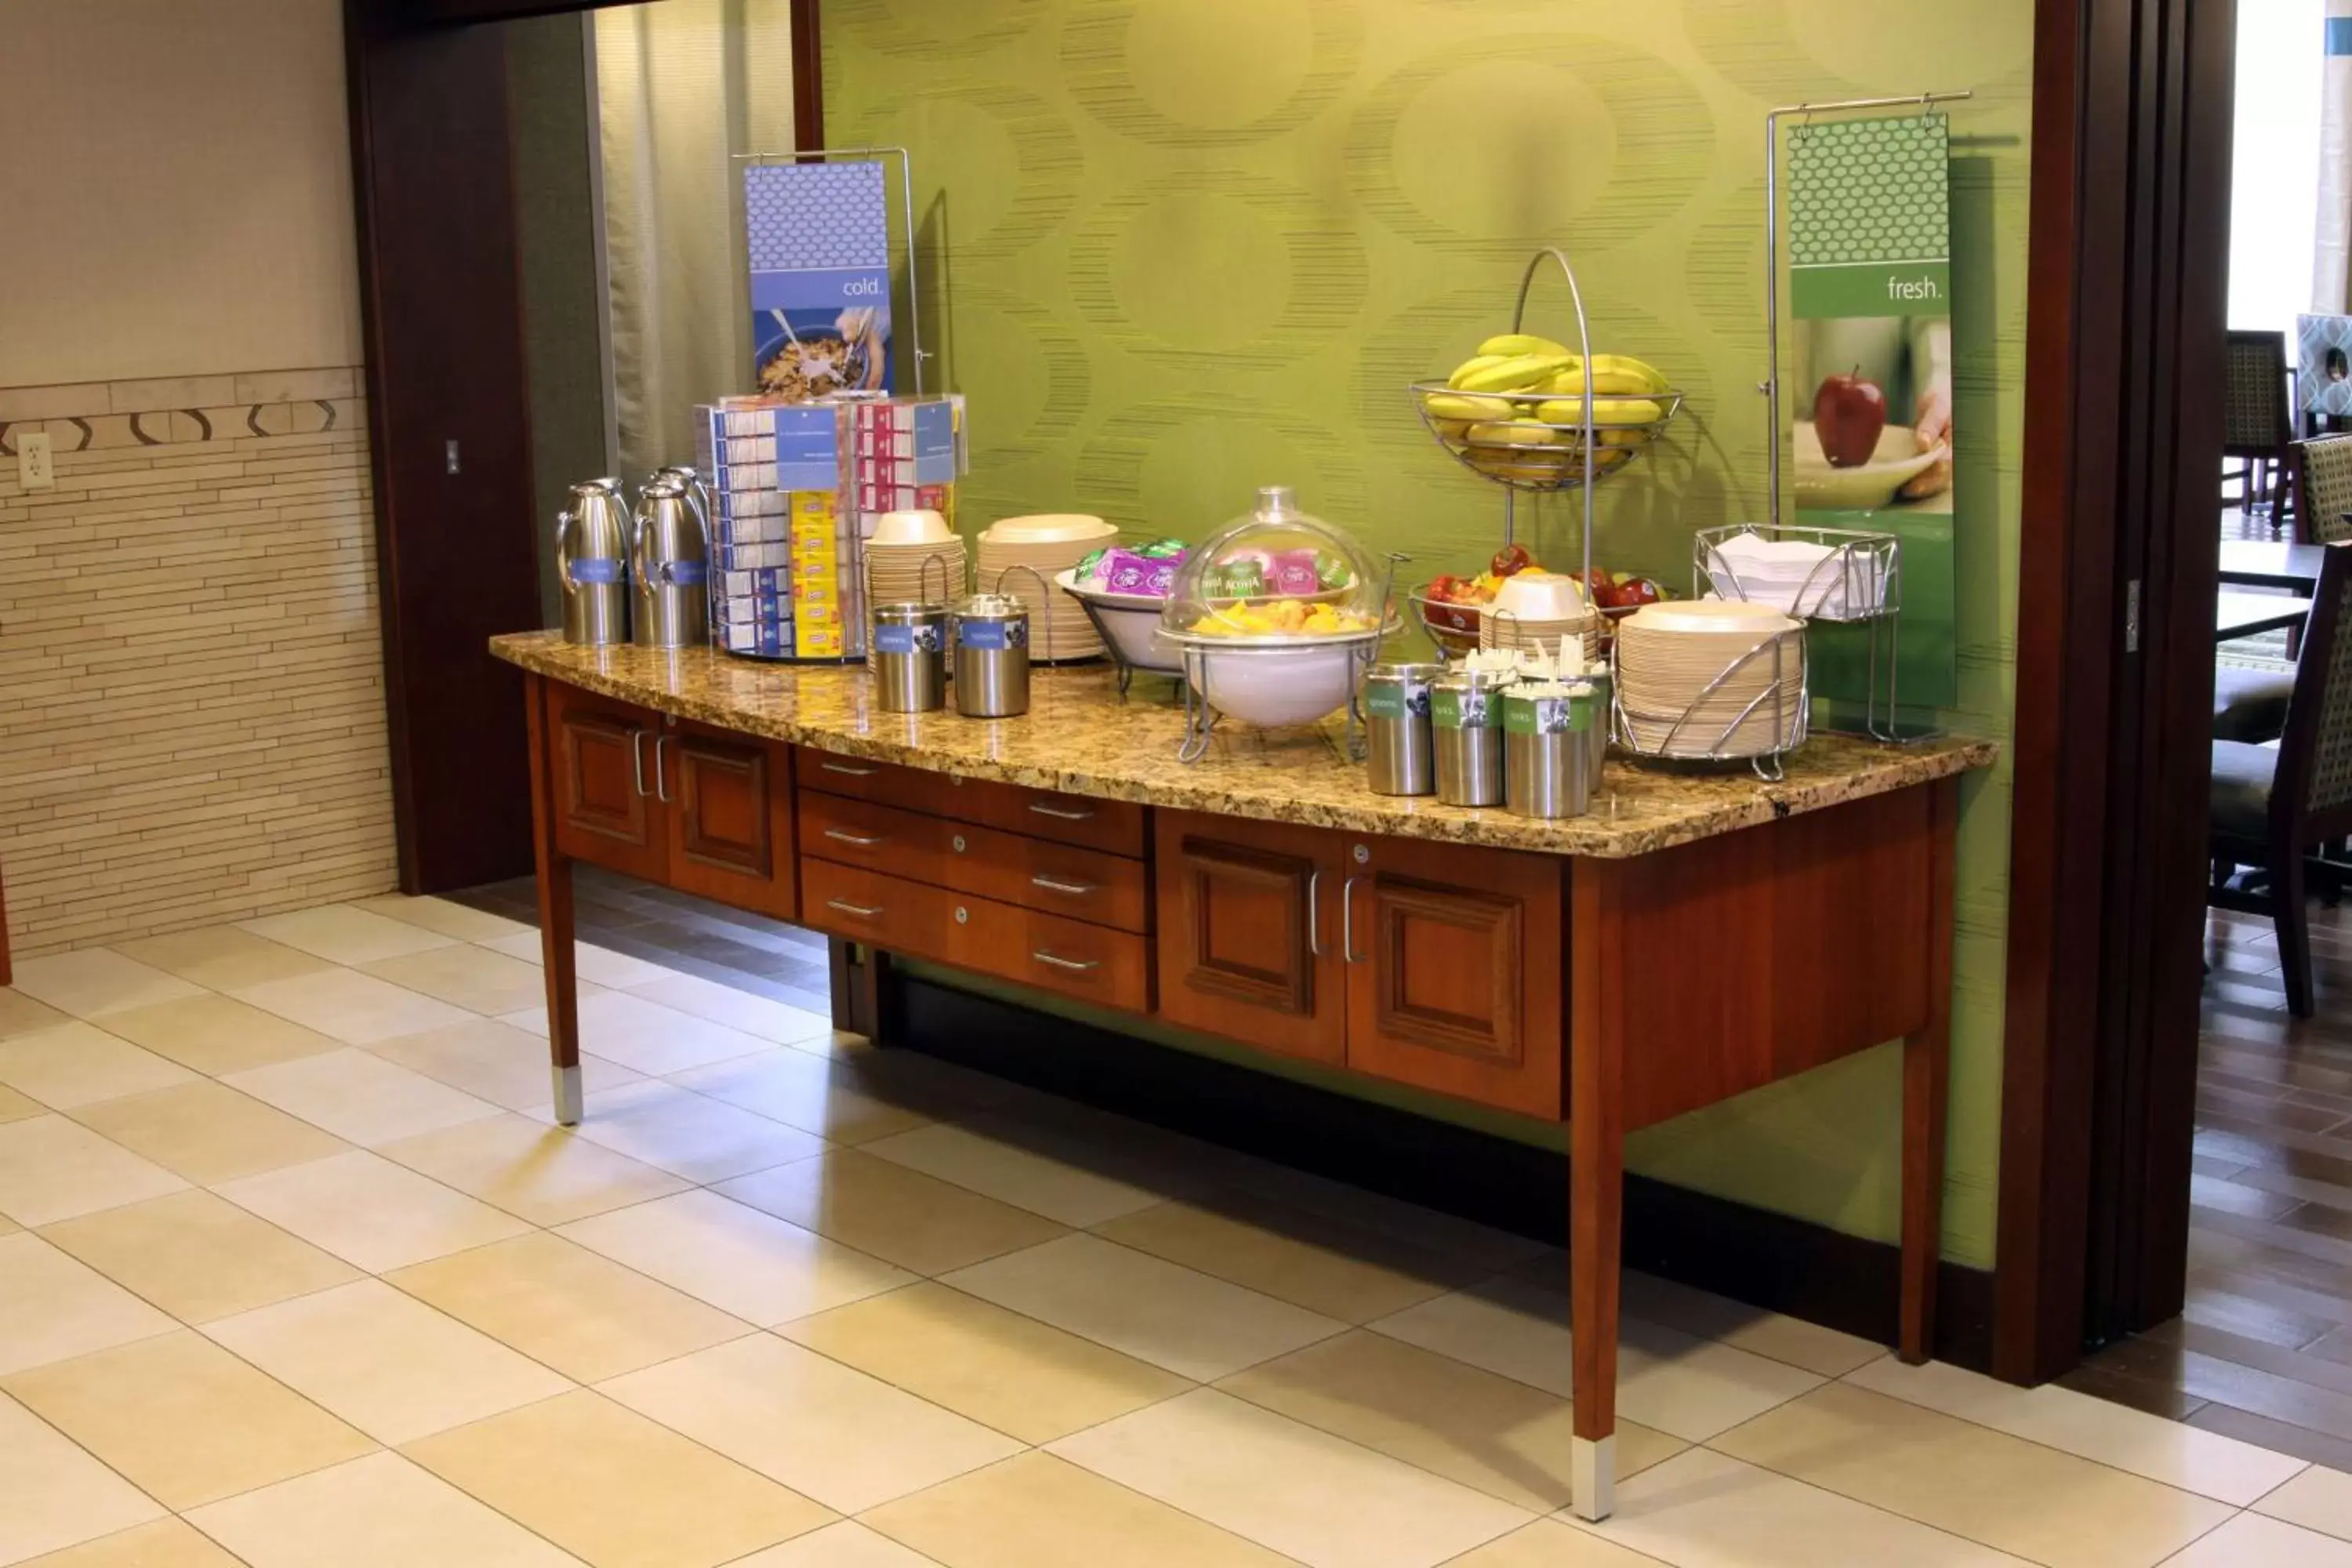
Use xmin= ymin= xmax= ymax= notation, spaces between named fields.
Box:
xmin=802 ymin=859 xmax=1152 ymax=1012
xmin=795 ymin=751 xmax=1145 ymax=857
xmin=800 ymin=793 xmax=1150 ymax=933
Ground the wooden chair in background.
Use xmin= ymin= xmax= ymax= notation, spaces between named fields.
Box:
xmin=2226 ymin=330 xmax=2297 ymax=534
xmin=2212 ymin=542 xmax=2352 ymax=1015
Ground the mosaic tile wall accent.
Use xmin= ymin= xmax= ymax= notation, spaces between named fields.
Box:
xmin=826 ymin=0 xmax=2033 ymax=1268
xmin=0 ymin=368 xmax=397 ymax=957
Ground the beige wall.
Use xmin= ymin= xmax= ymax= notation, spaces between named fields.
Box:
xmin=0 ymin=0 xmax=365 ymax=385
xmin=0 ymin=0 xmax=394 ymax=956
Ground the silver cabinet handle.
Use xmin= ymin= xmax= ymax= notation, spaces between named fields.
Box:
xmin=826 ymin=898 xmax=884 ymax=919
xmin=652 ymin=735 xmax=671 ymax=803
xmin=824 ymin=828 xmax=886 ymax=848
xmin=1029 ymin=801 xmax=1094 ymax=822
xmin=1032 ymin=949 xmax=1101 ymax=973
xmin=1306 ymin=869 xmax=1323 ymax=957
xmin=822 ymin=760 xmax=877 ymax=777
xmin=1342 ymin=874 xmax=1365 ymax=964
xmin=1030 ymin=874 xmax=1094 ymax=896
xmin=630 ymin=728 xmax=650 ymax=797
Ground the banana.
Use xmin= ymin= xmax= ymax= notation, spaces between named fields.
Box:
xmin=1424 ymin=392 xmax=1517 ymax=423
xmin=1476 ymin=333 xmax=1575 ymax=361
xmin=1467 ymin=419 xmax=1565 ymax=448
xmin=1447 ymin=354 xmax=1511 ymax=390
xmin=1548 ymin=355 xmax=1669 ymax=397
xmin=1457 ymin=353 xmax=1574 ymax=394
xmin=1534 ymin=397 xmax=1664 ymax=428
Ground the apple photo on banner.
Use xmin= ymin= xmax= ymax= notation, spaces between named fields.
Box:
xmin=1791 ymin=316 xmax=1955 ymax=510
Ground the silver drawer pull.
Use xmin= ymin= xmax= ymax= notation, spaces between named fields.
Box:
xmin=1028 ymin=801 xmax=1094 ymax=822
xmin=822 ymin=761 xmax=878 ymax=777
xmin=1032 ymin=949 xmax=1102 ymax=973
xmin=1030 ymin=874 xmax=1095 ymax=896
xmin=825 ymin=828 xmax=886 ymax=848
xmin=826 ymin=898 xmax=884 ymax=920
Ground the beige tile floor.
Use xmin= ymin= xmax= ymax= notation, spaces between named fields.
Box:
xmin=0 ymin=898 xmax=2348 ymax=1566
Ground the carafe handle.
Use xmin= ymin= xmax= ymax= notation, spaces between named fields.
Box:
xmin=554 ymin=509 xmax=576 ymax=590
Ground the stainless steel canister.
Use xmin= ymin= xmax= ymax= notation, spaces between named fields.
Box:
xmin=1363 ymin=661 xmax=1440 ymax=797
xmin=1579 ymin=670 xmax=1612 ymax=779
xmin=872 ymin=604 xmax=949 ymax=713
xmin=1503 ymin=681 xmax=1601 ymax=819
xmin=1431 ymin=668 xmax=1514 ymax=808
xmin=952 ymin=593 xmax=1032 ymax=718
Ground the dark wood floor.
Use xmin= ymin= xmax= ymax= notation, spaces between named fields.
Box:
xmin=2063 ymin=900 xmax=2352 ymax=1465
xmin=452 ymin=866 xmax=834 ymax=1018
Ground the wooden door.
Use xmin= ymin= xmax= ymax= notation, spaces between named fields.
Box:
xmin=546 ymin=683 xmax=666 ymax=882
xmin=1153 ymin=811 xmax=1347 ymax=1065
xmin=662 ymin=720 xmax=797 ymax=920
xmin=1342 ymin=835 xmax=1565 ymax=1118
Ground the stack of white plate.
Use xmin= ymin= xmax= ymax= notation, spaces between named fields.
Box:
xmin=976 ymin=514 xmax=1117 ymax=661
xmin=1700 ymin=533 xmax=1888 ymax=619
xmin=1615 ymin=601 xmax=1806 ymax=759
xmin=865 ymin=510 xmax=965 ymax=608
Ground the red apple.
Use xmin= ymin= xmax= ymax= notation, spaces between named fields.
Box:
xmin=1814 ymin=367 xmax=1887 ymax=469
xmin=1617 ymin=576 xmax=1662 ymax=608
xmin=1490 ymin=543 xmax=1535 ymax=579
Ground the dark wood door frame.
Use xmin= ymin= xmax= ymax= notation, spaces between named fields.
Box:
xmin=1997 ymin=0 xmax=2234 ymax=1383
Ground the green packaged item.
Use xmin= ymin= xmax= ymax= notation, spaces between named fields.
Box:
xmin=1313 ymin=550 xmax=1356 ymax=590
xmin=1074 ymin=546 xmax=1112 ymax=583
xmin=1138 ymin=537 xmax=1189 ymax=560
xmin=1205 ymin=559 xmax=1267 ymax=599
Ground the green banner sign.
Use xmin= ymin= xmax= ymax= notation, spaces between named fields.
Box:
xmin=1787 ymin=111 xmax=1959 ymax=713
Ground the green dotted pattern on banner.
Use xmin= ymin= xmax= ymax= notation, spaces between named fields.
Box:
xmin=1788 ymin=114 xmax=1952 ymax=266
xmin=826 ymin=0 xmax=2033 ymax=1270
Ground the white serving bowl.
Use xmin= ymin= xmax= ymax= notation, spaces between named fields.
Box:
xmin=982 ymin=514 xmax=1116 ymax=544
xmin=1184 ymin=638 xmax=1370 ymax=729
xmin=870 ymin=510 xmax=954 ymax=546
xmin=1054 ymin=569 xmax=1181 ymax=673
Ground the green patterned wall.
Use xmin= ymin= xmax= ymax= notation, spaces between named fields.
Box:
xmin=826 ymin=0 xmax=2027 ymax=1268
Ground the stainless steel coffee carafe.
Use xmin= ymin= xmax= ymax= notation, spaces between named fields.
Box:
xmin=555 ymin=478 xmax=630 ymax=646
xmin=630 ymin=476 xmax=710 ymax=649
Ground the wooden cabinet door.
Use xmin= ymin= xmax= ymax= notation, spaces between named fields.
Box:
xmin=1343 ymin=835 xmax=1565 ymax=1118
xmin=1153 ymin=811 xmax=1347 ymax=1065
xmin=661 ymin=720 xmax=797 ymax=920
xmin=548 ymin=684 xmax=666 ymax=882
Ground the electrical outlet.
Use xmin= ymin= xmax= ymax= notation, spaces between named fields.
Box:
xmin=17 ymin=430 xmax=53 ymax=492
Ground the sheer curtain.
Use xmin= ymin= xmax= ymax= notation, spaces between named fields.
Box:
xmin=594 ymin=0 xmax=797 ymax=480
xmin=2320 ymin=1 xmax=2352 ymax=311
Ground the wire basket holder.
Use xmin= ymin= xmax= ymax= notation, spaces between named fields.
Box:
xmin=1609 ymin=626 xmax=1810 ymax=783
xmin=1406 ymin=249 xmax=1683 ymax=557
xmin=1692 ymin=522 xmax=1905 ymax=740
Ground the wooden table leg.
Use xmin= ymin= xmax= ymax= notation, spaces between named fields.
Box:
xmin=523 ymin=674 xmax=583 ymax=1125
xmin=1900 ymin=777 xmax=1959 ymax=1363
xmin=1570 ymin=873 xmax=1624 ymax=1522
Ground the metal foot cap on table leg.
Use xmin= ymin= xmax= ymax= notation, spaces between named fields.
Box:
xmin=551 ymin=1063 xmax=583 ymax=1126
xmin=1571 ymin=1435 xmax=1617 ymax=1523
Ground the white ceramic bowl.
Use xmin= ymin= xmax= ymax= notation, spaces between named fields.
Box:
xmin=1054 ymin=569 xmax=1181 ymax=672
xmin=982 ymin=514 xmax=1116 ymax=545
xmin=870 ymin=510 xmax=954 ymax=546
xmin=1491 ymin=572 xmax=1590 ymax=622
xmin=1185 ymin=639 xmax=1368 ymax=728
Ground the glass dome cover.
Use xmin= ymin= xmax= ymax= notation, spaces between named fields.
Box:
xmin=1161 ymin=486 xmax=1389 ymax=644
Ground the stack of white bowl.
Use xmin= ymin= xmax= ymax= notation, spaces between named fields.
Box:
xmin=1615 ymin=601 xmax=1806 ymax=759
xmin=1480 ymin=572 xmax=1599 ymax=665
xmin=976 ymin=514 xmax=1117 ymax=662
xmin=864 ymin=510 xmax=966 ymax=608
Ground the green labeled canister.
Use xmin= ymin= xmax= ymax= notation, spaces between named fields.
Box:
xmin=1363 ymin=661 xmax=1441 ymax=796
xmin=1430 ymin=667 xmax=1515 ymax=808
xmin=1503 ymin=679 xmax=1599 ymax=819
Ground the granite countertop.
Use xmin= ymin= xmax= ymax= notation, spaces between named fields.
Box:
xmin=492 ymin=631 xmax=1997 ymax=858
